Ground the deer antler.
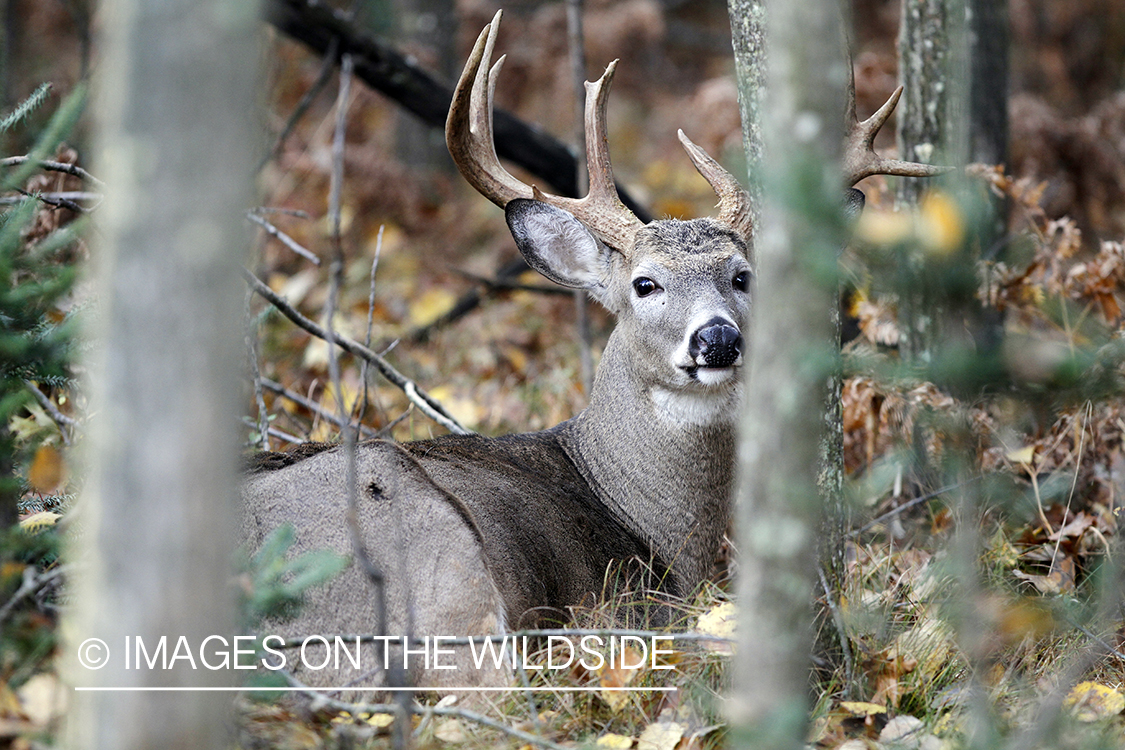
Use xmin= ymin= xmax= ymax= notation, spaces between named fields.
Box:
xmin=843 ymin=79 xmax=954 ymax=187
xmin=677 ymin=130 xmax=754 ymax=241
xmin=446 ymin=11 xmax=644 ymax=254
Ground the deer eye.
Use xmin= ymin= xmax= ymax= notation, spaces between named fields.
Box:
xmin=632 ymin=277 xmax=659 ymax=297
xmin=733 ymin=270 xmax=751 ymax=292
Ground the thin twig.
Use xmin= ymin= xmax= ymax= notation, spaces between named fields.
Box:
xmin=265 ymin=627 xmax=735 ymax=650
xmin=282 ymin=673 xmax=570 ymax=750
xmin=240 ymin=417 xmax=307 ymax=446
xmin=0 ymin=155 xmax=105 ymax=186
xmin=326 ymin=53 xmax=409 ymax=750
xmin=358 ymin=226 xmax=384 ymax=426
xmin=23 ymin=380 xmax=77 ymax=445
xmin=0 ymin=191 xmax=101 ymax=206
xmin=451 ymin=268 xmax=572 ymax=296
xmin=849 ymin=476 xmax=981 ymax=537
xmin=245 ymin=289 xmax=272 ymax=451
xmin=257 ymin=37 xmax=340 ymax=172
xmin=14 ymin=187 xmax=89 ymax=213
xmin=1050 ymin=402 xmax=1091 ymax=570
xmin=258 ymin=378 xmax=378 ymax=439
xmin=0 ymin=565 xmax=69 ymax=626
xmin=241 ymin=268 xmax=470 ymax=434
xmin=246 ymin=211 xmax=321 ymax=265
xmin=566 ymin=0 xmax=594 ymax=399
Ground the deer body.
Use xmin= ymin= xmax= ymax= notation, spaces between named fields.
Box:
xmin=242 ymin=12 xmax=943 ymax=689
xmin=242 ymin=213 xmax=749 ymax=687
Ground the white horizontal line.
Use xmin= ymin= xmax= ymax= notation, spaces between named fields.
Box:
xmin=74 ymin=686 xmax=675 ymax=692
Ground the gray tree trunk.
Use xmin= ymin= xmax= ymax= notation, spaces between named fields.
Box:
xmin=727 ymin=0 xmax=846 ymax=745
xmin=726 ymin=0 xmax=766 ymax=233
xmin=65 ymin=0 xmax=259 ymax=748
xmin=895 ymin=0 xmax=1007 ymax=363
xmin=728 ymin=0 xmax=850 ymax=701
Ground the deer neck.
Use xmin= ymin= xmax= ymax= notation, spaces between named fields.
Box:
xmin=559 ymin=333 xmax=739 ymax=594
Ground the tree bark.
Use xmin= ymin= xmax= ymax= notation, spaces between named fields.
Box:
xmin=65 ymin=0 xmax=259 ymax=747
xmin=726 ymin=0 xmax=766 ymax=233
xmin=728 ymin=0 xmax=846 ymax=745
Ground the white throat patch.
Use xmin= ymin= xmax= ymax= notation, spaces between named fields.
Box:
xmin=651 ymin=381 xmax=743 ymax=427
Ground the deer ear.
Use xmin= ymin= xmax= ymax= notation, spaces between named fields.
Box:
xmin=844 ymin=188 xmax=866 ymax=222
xmin=506 ymin=199 xmax=612 ymax=296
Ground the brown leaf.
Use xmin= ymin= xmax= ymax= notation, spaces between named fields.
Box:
xmin=28 ymin=445 xmax=65 ymax=494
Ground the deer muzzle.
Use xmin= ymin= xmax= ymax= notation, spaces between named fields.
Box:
xmin=689 ymin=317 xmax=742 ymax=369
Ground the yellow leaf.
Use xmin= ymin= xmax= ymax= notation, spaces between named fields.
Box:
xmin=855 ymin=209 xmax=914 ymax=246
xmin=0 ymin=680 xmax=23 ymax=718
xmin=636 ymin=721 xmax=685 ymax=750
xmin=28 ymin=445 xmax=65 ymax=493
xmin=599 ymin=646 xmax=643 ymax=712
xmin=1064 ymin=681 xmax=1125 ymax=722
xmin=919 ymin=191 xmax=965 ymax=256
xmin=1005 ymin=445 xmax=1036 ymax=465
xmin=409 ymin=287 xmax=457 ymax=328
xmin=366 ymin=712 xmax=395 ymax=728
xmin=19 ymin=512 xmax=60 ymax=533
xmin=426 ymin=386 xmax=482 ymax=431
xmin=840 ymin=701 xmax=887 ymax=717
xmin=695 ymin=601 xmax=736 ymax=653
xmin=597 ymin=733 xmax=635 ymax=749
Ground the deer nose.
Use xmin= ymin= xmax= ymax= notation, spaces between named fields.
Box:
xmin=689 ymin=317 xmax=742 ymax=368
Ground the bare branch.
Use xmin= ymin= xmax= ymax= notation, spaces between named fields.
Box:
xmin=246 ymin=211 xmax=320 ymax=265
xmin=24 ymin=380 xmax=76 ymax=446
xmin=1 ymin=155 xmax=105 ymax=186
xmin=281 ymin=672 xmax=571 ymax=750
xmin=258 ymin=378 xmax=378 ymax=439
xmin=242 ymin=269 xmax=470 ymax=434
xmin=257 ymin=37 xmax=340 ymax=172
xmin=262 ymin=0 xmax=651 ymax=221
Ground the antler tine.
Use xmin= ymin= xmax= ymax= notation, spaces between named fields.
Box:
xmin=843 ymin=85 xmax=954 ymax=187
xmin=573 ymin=60 xmax=644 ymax=252
xmin=446 ymin=11 xmax=532 ymax=208
xmin=677 ymin=130 xmax=754 ymax=242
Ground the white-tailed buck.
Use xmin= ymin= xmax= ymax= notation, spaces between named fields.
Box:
xmin=242 ymin=12 xmax=943 ymax=688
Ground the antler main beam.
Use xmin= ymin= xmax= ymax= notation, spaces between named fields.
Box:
xmin=446 ymin=11 xmax=644 ymax=254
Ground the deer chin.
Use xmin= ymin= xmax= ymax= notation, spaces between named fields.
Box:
xmin=680 ymin=359 xmax=743 ymax=388
xmin=652 ymin=379 xmax=743 ymax=426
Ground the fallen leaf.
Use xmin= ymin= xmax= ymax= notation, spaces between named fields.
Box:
xmin=409 ymin=287 xmax=457 ymax=328
xmin=1005 ymin=445 xmax=1035 ymax=465
xmin=19 ymin=512 xmax=60 ymax=533
xmin=596 ymin=733 xmax=635 ymax=749
xmin=695 ymin=601 xmax=736 ymax=653
xmin=599 ymin=646 xmax=643 ymax=712
xmin=28 ymin=445 xmax=65 ymax=493
xmin=636 ymin=720 xmax=685 ymax=750
xmin=434 ymin=718 xmax=468 ymax=743
xmin=17 ymin=673 xmax=66 ymax=725
xmin=840 ymin=701 xmax=887 ymax=717
xmin=1064 ymin=681 xmax=1125 ymax=722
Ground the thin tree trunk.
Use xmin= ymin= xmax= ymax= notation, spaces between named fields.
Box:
xmin=726 ymin=0 xmax=766 ymax=234
xmin=728 ymin=0 xmax=846 ymax=745
xmin=65 ymin=0 xmax=259 ymax=747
